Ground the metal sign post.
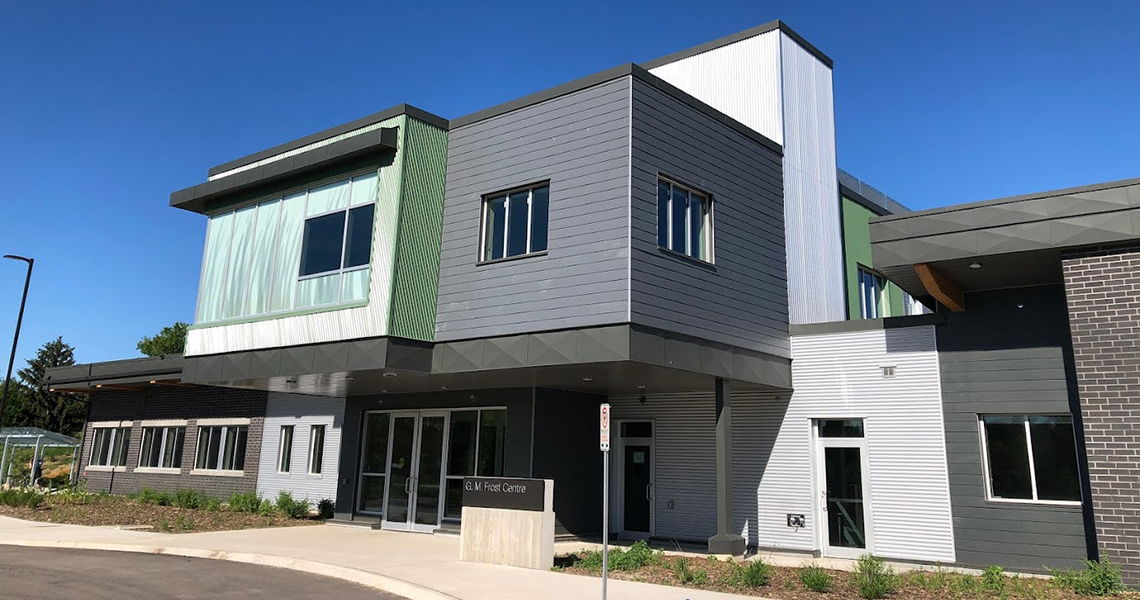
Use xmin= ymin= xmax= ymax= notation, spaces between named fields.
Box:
xmin=599 ymin=403 xmax=611 ymax=600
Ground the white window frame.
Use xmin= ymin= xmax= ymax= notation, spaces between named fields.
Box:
xmin=88 ymin=425 xmax=131 ymax=471
xmin=657 ymin=177 xmax=714 ymax=263
xmin=308 ymin=424 xmax=326 ymax=475
xmin=136 ymin=425 xmax=186 ymax=473
xmin=478 ymin=183 xmax=549 ymax=262
xmin=278 ymin=425 xmax=294 ymax=474
xmin=978 ymin=414 xmax=1082 ymax=506
xmin=858 ymin=267 xmax=886 ymax=319
xmin=192 ymin=423 xmax=249 ymax=476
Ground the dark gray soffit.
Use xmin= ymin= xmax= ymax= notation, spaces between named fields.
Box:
xmin=45 ymin=355 xmax=184 ymax=387
xmin=207 ymin=104 xmax=448 ymax=178
xmin=171 ymin=127 xmax=398 ymax=214
xmin=839 ymin=169 xmax=910 ymax=216
xmin=789 ymin=313 xmax=944 ymax=337
xmin=877 ymin=249 xmax=1065 ymax=306
xmin=639 ymin=19 xmax=834 ymax=70
xmin=448 ymin=63 xmax=782 ymax=155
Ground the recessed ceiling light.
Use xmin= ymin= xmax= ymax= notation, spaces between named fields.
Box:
xmin=582 ymin=375 xmax=593 ymax=382
xmin=383 ymin=372 xmax=398 ymax=379
xmin=636 ymin=384 xmax=646 ymax=390
xmin=969 ymin=262 xmax=983 ymax=269
xmin=441 ymin=385 xmax=449 ymax=390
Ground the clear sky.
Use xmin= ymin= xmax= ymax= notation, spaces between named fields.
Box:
xmin=1 ymin=0 xmax=1137 ymax=366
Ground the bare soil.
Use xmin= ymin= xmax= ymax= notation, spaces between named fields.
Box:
xmin=556 ymin=553 xmax=1137 ymax=600
xmin=0 ymin=494 xmax=320 ymax=533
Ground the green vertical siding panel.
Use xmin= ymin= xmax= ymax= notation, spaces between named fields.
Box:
xmin=841 ymin=196 xmax=904 ymax=318
xmin=387 ymin=117 xmax=449 ymax=341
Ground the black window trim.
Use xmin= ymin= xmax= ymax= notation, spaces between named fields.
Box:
xmin=298 ymin=199 xmax=376 ymax=280
xmin=476 ymin=179 xmax=551 ymax=265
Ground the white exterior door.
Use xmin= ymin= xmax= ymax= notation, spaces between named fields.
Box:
xmin=815 ymin=419 xmax=873 ymax=558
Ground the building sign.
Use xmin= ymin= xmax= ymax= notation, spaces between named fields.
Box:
xmin=600 ymin=403 xmax=611 ymax=451
xmin=463 ymin=477 xmax=546 ymax=512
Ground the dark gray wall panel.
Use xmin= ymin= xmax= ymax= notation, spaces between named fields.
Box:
xmin=435 ymin=78 xmax=632 ymax=341
xmin=628 ymin=78 xmax=789 ymax=358
xmin=936 ymin=286 xmax=1093 ymax=571
xmin=531 ymin=388 xmax=606 ymax=536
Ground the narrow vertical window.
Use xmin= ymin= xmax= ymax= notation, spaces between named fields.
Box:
xmin=279 ymin=425 xmax=294 ymax=473
xmin=309 ymin=425 xmax=326 ymax=475
xmin=480 ymin=184 xmax=550 ymax=261
xmin=858 ymin=268 xmax=886 ymax=319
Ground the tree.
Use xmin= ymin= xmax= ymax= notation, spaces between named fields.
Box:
xmin=17 ymin=337 xmax=86 ymax=436
xmin=0 ymin=378 xmax=32 ymax=427
xmin=137 ymin=321 xmax=188 ymax=357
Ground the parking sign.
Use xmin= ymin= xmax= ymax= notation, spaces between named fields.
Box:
xmin=599 ymin=403 xmax=611 ymax=451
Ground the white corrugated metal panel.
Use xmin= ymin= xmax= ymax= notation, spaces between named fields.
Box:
xmin=608 ymin=391 xmax=787 ymax=545
xmin=256 ymin=393 xmax=345 ymax=503
xmin=649 ymin=30 xmax=783 ymax=145
xmin=185 ymin=128 xmax=405 ymax=356
xmin=788 ymin=327 xmax=955 ymax=562
xmin=780 ymin=32 xmax=844 ymax=325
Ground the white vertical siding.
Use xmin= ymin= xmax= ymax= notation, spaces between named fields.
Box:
xmin=648 ymin=30 xmax=783 ymax=145
xmin=779 ymin=32 xmax=844 ymax=325
xmin=785 ymin=327 xmax=956 ymax=562
xmin=256 ymin=392 xmax=345 ymax=503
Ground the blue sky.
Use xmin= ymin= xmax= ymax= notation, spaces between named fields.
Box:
xmin=1 ymin=0 xmax=1137 ymax=365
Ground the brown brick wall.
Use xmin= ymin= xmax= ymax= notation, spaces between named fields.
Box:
xmin=1062 ymin=243 xmax=1140 ymax=584
xmin=79 ymin=386 xmax=267 ymax=499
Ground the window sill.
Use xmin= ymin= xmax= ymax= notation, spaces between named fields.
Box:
xmin=190 ymin=300 xmax=369 ymax=330
xmin=985 ymin=497 xmax=1082 ymax=508
xmin=86 ymin=465 xmax=127 ymax=473
xmin=189 ymin=469 xmax=245 ymax=478
xmin=135 ymin=467 xmax=182 ymax=475
xmin=657 ymin=246 xmax=715 ymax=270
xmin=477 ymin=250 xmax=547 ymax=266
xmin=297 ymin=264 xmax=369 ymax=282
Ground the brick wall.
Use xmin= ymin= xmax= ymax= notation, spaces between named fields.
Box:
xmin=79 ymin=386 xmax=267 ymax=499
xmin=1062 ymin=243 xmax=1140 ymax=584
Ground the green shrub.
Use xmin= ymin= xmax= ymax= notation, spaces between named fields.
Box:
xmin=275 ymin=491 xmax=312 ymax=519
xmin=317 ymin=498 xmax=335 ymax=520
xmin=0 ymin=487 xmax=45 ymax=508
xmin=202 ymin=496 xmax=222 ymax=511
xmin=257 ymin=498 xmax=276 ymax=517
xmin=673 ymin=557 xmax=698 ymax=584
xmin=982 ymin=565 xmax=1006 ymax=592
xmin=610 ymin=540 xmax=658 ymax=571
xmin=852 ymin=554 xmax=896 ymax=600
xmin=736 ymin=558 xmax=771 ymax=588
xmin=228 ymin=491 xmax=261 ymax=513
xmin=575 ymin=550 xmax=603 ymax=570
xmin=134 ymin=487 xmax=173 ymax=506
xmin=691 ymin=568 xmax=709 ymax=585
xmin=173 ymin=489 xmax=206 ymax=510
xmin=800 ymin=564 xmax=833 ymax=592
xmin=1051 ymin=560 xmax=1124 ymax=596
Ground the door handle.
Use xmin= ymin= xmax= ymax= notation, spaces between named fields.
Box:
xmin=646 ymin=484 xmax=652 ymax=501
xmin=405 ymin=477 xmax=412 ymax=494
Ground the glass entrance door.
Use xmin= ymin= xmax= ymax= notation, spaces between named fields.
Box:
xmin=618 ymin=421 xmax=653 ymax=539
xmin=816 ymin=419 xmax=871 ymax=558
xmin=379 ymin=411 xmax=449 ymax=533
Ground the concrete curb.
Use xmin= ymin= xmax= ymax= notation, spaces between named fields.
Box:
xmin=0 ymin=539 xmax=460 ymax=600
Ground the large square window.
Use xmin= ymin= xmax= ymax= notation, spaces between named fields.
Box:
xmin=480 ymin=184 xmax=549 ymax=261
xmin=300 ymin=203 xmax=375 ymax=277
xmin=980 ymin=414 xmax=1081 ymax=504
xmin=657 ymin=178 xmax=712 ymax=262
xmin=138 ymin=426 xmax=185 ymax=469
xmin=90 ymin=427 xmax=130 ymax=467
xmin=194 ymin=425 xmax=249 ymax=472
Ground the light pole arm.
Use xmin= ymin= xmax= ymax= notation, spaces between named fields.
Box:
xmin=0 ymin=256 xmax=34 ymax=429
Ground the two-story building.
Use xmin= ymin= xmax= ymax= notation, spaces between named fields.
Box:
xmin=44 ymin=20 xmax=1140 ymax=583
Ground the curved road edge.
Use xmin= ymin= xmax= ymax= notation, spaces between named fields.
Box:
xmin=0 ymin=538 xmax=460 ymax=600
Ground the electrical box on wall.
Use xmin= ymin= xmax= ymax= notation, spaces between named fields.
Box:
xmin=787 ymin=514 xmax=805 ymax=528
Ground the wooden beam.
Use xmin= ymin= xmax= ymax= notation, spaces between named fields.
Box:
xmin=152 ymin=379 xmax=196 ymax=388
xmin=915 ymin=263 xmax=965 ymax=312
xmin=94 ymin=384 xmax=146 ymax=392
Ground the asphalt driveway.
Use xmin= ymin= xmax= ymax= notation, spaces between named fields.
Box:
xmin=0 ymin=546 xmax=405 ymax=600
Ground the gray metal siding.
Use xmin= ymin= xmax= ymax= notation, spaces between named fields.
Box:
xmin=628 ymin=77 xmax=790 ymax=358
xmin=937 ymin=285 xmax=1092 ymax=571
xmin=435 ymin=78 xmax=632 ymax=341
xmin=256 ymin=393 xmax=344 ymax=503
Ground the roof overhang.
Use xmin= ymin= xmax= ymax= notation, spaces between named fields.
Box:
xmin=170 ymin=127 xmax=399 ymax=214
xmin=180 ymin=325 xmax=792 ymax=398
xmin=44 ymin=355 xmax=185 ymax=393
xmin=870 ymin=176 xmax=1140 ymax=307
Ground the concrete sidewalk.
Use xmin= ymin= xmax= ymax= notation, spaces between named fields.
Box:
xmin=0 ymin=516 xmax=768 ymax=600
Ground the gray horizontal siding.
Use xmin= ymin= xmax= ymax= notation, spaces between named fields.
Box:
xmin=628 ymin=78 xmax=789 ymax=358
xmin=435 ymin=77 xmax=632 ymax=341
xmin=937 ymin=286 xmax=1092 ymax=572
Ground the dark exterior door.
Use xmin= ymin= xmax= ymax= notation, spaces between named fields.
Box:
xmin=623 ymin=444 xmax=651 ymax=533
xmin=824 ymin=446 xmax=866 ymax=550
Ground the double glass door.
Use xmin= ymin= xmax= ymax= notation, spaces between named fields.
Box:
xmin=358 ymin=411 xmax=448 ymax=532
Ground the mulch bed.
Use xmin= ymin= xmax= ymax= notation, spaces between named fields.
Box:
xmin=556 ymin=553 xmax=1135 ymax=600
xmin=0 ymin=494 xmax=320 ymax=533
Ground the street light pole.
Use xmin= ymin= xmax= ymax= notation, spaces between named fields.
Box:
xmin=0 ymin=255 xmax=34 ymax=430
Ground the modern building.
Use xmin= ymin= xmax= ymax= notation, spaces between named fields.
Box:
xmin=43 ymin=20 xmax=1140 ymax=583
